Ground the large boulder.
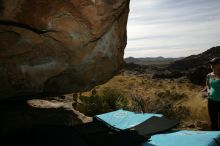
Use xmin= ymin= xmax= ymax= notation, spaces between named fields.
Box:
xmin=0 ymin=0 xmax=130 ymax=100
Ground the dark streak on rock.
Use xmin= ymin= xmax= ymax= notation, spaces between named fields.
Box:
xmin=0 ymin=1 xmax=4 ymax=15
xmin=0 ymin=20 xmax=51 ymax=34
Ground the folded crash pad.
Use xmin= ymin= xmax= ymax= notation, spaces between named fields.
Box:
xmin=129 ymin=116 xmax=179 ymax=136
xmin=95 ymin=109 xmax=162 ymax=130
xmin=86 ymin=110 xmax=178 ymax=146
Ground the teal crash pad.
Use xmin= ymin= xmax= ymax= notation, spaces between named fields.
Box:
xmin=96 ymin=109 xmax=220 ymax=146
xmin=95 ymin=109 xmax=162 ymax=130
xmin=143 ymin=130 xmax=220 ymax=146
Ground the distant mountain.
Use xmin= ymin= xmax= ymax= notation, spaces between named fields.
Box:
xmin=169 ymin=46 xmax=220 ymax=71
xmin=125 ymin=56 xmax=182 ymax=66
xmin=124 ymin=46 xmax=220 ymax=85
xmin=169 ymin=46 xmax=220 ymax=85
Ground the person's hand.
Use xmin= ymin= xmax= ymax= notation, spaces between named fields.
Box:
xmin=200 ymin=90 xmax=209 ymax=99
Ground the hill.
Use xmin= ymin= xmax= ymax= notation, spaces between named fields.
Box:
xmin=125 ymin=56 xmax=182 ymax=66
xmin=169 ymin=46 xmax=220 ymax=71
xmin=125 ymin=46 xmax=220 ymax=84
xmin=168 ymin=46 xmax=220 ymax=84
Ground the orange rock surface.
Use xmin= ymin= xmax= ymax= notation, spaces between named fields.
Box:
xmin=0 ymin=0 xmax=130 ymax=99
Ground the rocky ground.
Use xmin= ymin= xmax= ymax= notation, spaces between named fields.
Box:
xmin=0 ymin=96 xmax=92 ymax=137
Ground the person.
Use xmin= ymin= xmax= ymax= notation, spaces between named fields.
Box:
xmin=206 ymin=57 xmax=220 ymax=130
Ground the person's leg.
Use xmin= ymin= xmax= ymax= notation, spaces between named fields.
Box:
xmin=218 ymin=112 xmax=220 ymax=130
xmin=217 ymin=101 xmax=220 ymax=130
xmin=208 ymin=99 xmax=219 ymax=130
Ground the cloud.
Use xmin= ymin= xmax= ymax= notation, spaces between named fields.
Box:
xmin=125 ymin=0 xmax=220 ymax=58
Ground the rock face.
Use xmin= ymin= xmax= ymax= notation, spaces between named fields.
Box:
xmin=0 ymin=0 xmax=130 ymax=100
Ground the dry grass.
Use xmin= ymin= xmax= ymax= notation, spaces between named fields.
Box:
xmin=73 ymin=69 xmax=210 ymax=129
xmin=87 ymin=70 xmax=210 ymax=129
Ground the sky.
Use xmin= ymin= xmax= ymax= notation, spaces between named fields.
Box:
xmin=125 ymin=0 xmax=220 ymax=58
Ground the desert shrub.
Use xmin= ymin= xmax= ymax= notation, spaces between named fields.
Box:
xmin=156 ymin=90 xmax=187 ymax=101
xmin=140 ymin=79 xmax=145 ymax=85
xmin=75 ymin=89 xmax=128 ymax=116
xmin=129 ymin=95 xmax=147 ymax=113
xmin=186 ymin=66 xmax=211 ymax=85
xmin=146 ymin=90 xmax=188 ymax=120
xmin=118 ymin=79 xmax=125 ymax=83
xmin=102 ymin=89 xmax=128 ymax=110
xmin=171 ymin=106 xmax=190 ymax=120
xmin=124 ymin=62 xmax=147 ymax=73
xmin=152 ymin=70 xmax=183 ymax=79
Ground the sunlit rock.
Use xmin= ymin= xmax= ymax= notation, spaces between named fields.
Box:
xmin=0 ymin=0 xmax=130 ymax=100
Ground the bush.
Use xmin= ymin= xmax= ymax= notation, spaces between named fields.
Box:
xmin=156 ymin=90 xmax=187 ymax=101
xmin=129 ymin=95 xmax=146 ymax=113
xmin=75 ymin=89 xmax=128 ymax=116
xmin=102 ymin=89 xmax=127 ymax=110
xmin=186 ymin=66 xmax=211 ymax=85
xmin=152 ymin=70 xmax=183 ymax=79
xmin=147 ymin=90 xmax=188 ymax=120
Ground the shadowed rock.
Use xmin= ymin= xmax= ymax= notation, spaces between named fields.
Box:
xmin=0 ymin=98 xmax=92 ymax=136
xmin=0 ymin=0 xmax=130 ymax=100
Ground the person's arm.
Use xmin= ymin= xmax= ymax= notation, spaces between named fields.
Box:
xmin=206 ymin=73 xmax=211 ymax=96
